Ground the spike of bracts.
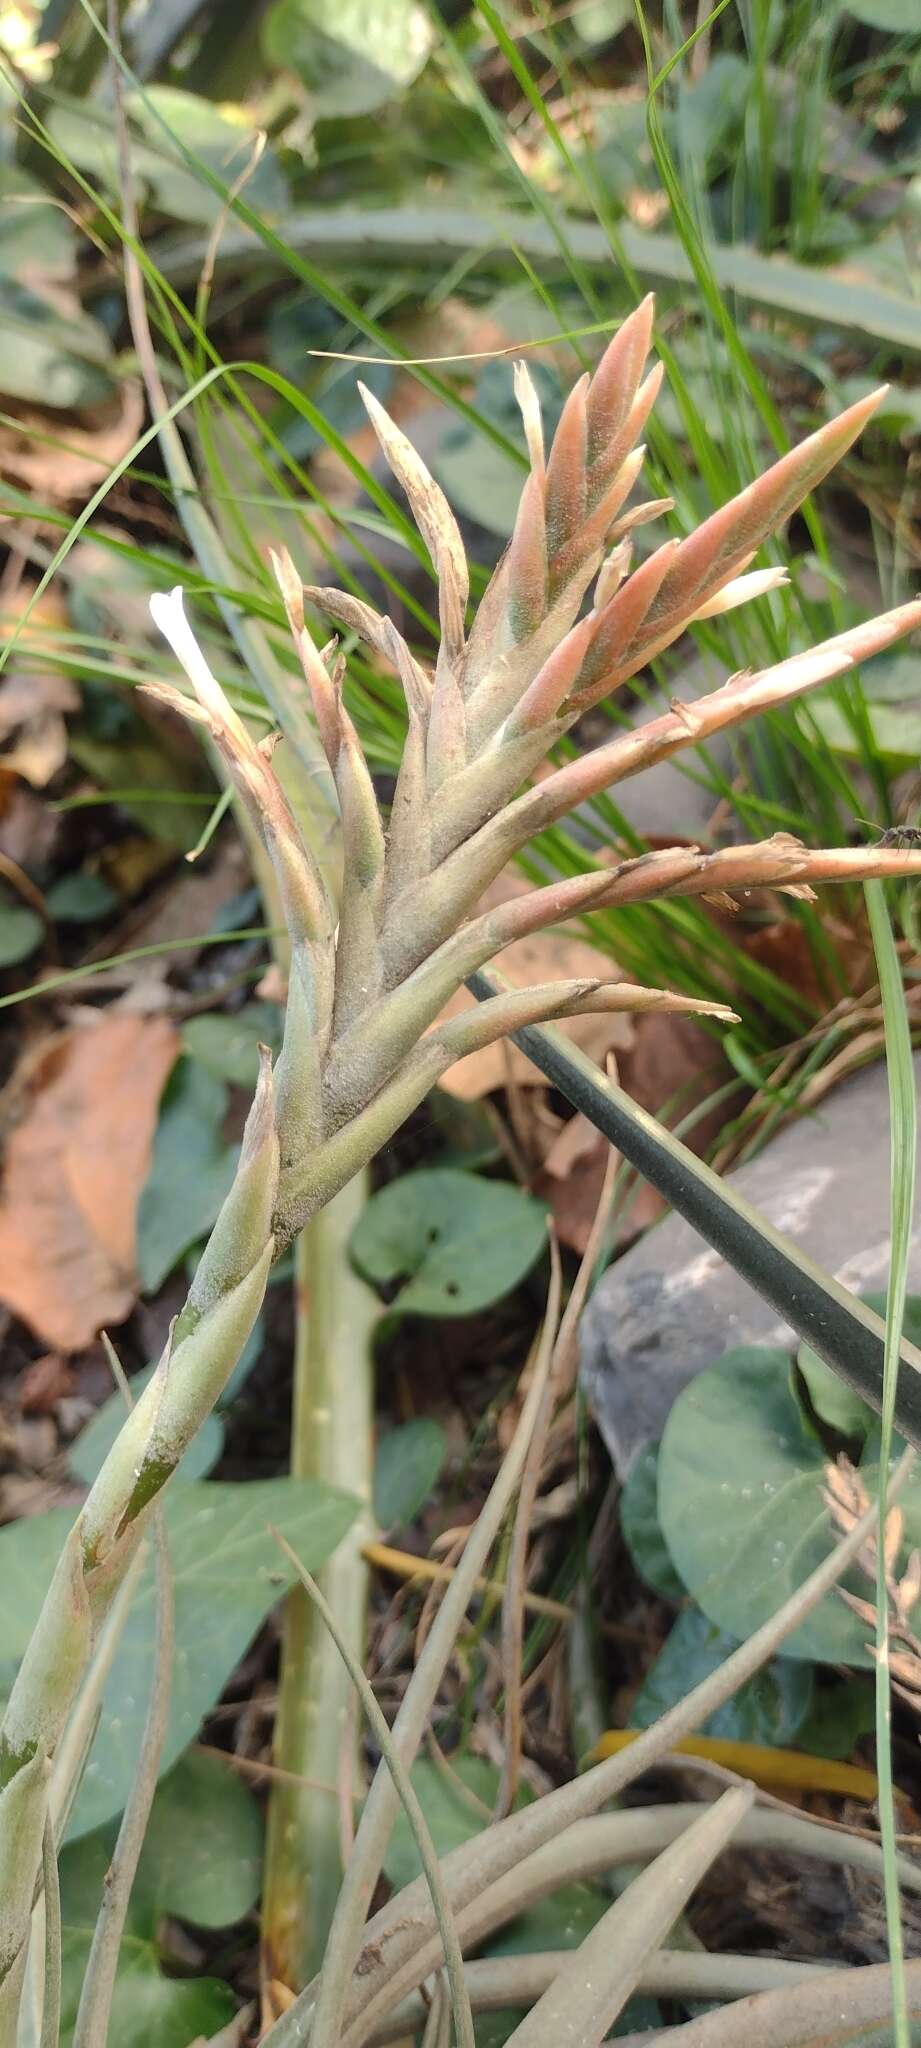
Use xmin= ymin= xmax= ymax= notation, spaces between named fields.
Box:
xmin=2 ymin=300 xmax=921 ymax=2020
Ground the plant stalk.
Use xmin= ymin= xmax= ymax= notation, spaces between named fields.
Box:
xmin=262 ymin=1177 xmax=377 ymax=1991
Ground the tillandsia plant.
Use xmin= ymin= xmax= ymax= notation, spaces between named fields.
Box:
xmin=3 ymin=297 xmax=921 ymax=2031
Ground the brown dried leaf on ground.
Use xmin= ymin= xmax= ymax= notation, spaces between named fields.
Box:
xmin=435 ymin=869 xmax=636 ymax=1101
xmin=743 ymin=913 xmax=872 ymax=1014
xmin=0 ymin=383 xmax=143 ymax=502
xmin=0 ymin=585 xmax=79 ymax=787
xmin=0 ymin=1013 xmax=178 ymax=1350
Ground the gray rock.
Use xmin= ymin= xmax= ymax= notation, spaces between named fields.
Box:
xmin=580 ymin=1053 xmax=921 ymax=1478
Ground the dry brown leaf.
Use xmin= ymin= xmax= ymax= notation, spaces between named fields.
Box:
xmin=436 ymin=869 xmax=636 ymax=1101
xmin=16 ymin=1353 xmax=75 ymax=1415
xmin=0 ymin=383 xmax=144 ymax=503
xmin=0 ymin=1013 xmax=179 ymax=1350
xmin=743 ymin=914 xmax=872 ymax=1013
xmin=535 ymin=1112 xmax=614 ymax=1255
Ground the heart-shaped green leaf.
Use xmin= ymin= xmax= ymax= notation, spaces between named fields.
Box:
xmin=629 ymin=1604 xmax=814 ymax=1745
xmin=374 ymin=1417 xmax=447 ymax=1529
xmin=137 ymin=1058 xmax=237 ymax=1293
xmin=0 ymin=1477 xmax=358 ymax=1836
xmin=262 ymin=0 xmax=433 ymax=117
xmin=657 ymin=1347 xmax=921 ymax=1665
xmin=58 ymin=1750 xmax=261 ymax=2047
xmin=181 ymin=1001 xmax=283 ymax=1089
xmin=350 ymin=1168 xmax=547 ymax=1318
xmin=620 ymin=1442 xmax=686 ymax=1601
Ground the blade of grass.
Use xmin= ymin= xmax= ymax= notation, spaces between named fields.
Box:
xmin=0 ymin=930 xmax=281 ymax=1012
xmin=865 ymin=875 xmax=917 ymax=2048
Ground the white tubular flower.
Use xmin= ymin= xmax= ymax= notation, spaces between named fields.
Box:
xmin=690 ymin=566 xmax=790 ymax=622
xmin=149 ymin=586 xmax=251 ymax=753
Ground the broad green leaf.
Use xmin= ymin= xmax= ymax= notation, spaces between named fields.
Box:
xmin=796 ymin=1341 xmax=874 ymax=1444
xmin=846 ymin=0 xmax=916 ymax=25
xmin=428 ymin=1089 xmax=503 ymax=1172
xmin=862 ymin=1293 xmax=921 ymax=1348
xmin=657 ymin=1347 xmax=921 ymax=1665
xmin=350 ymin=1168 xmax=548 ymax=1317
xmin=58 ymin=1751 xmax=260 ymax=2047
xmin=836 ymin=379 xmax=921 ymax=438
xmin=46 ymin=871 xmax=118 ymax=924
xmin=795 ymin=1674 xmax=875 ymax=1761
xmin=59 ymin=1963 xmax=232 ymax=2048
xmin=0 ymin=166 xmax=74 ymax=282
xmin=0 ymin=890 xmax=42 ymax=967
xmin=629 ymin=1605 xmax=814 ymax=1747
xmin=129 ymin=1749 xmax=263 ymax=1926
xmin=68 ymin=679 xmax=215 ymax=851
xmin=0 ymin=1477 xmax=358 ymax=1835
xmin=49 ymin=92 xmax=288 ymax=228
xmin=68 ymin=1365 xmax=224 ymax=1488
xmin=620 ymin=1443 xmax=686 ymax=1601
xmin=570 ymin=0 xmax=632 ymax=47
xmin=477 ymin=1884 xmax=619 ymax=2047
xmin=434 ymin=360 xmax=563 ymax=539
xmin=387 ymin=1760 xmax=650 ymax=2046
xmin=807 ymin=697 xmax=921 ymax=768
xmin=374 ymin=1418 xmax=446 ymax=1529
xmin=0 ymin=282 xmax=115 ymax=409
xmin=181 ymin=1001 xmax=283 ymax=1089
xmin=673 ymin=53 xmax=749 ymax=179
xmin=263 ymin=0 xmax=434 ymax=116
xmin=137 ymin=1057 xmax=237 ymax=1293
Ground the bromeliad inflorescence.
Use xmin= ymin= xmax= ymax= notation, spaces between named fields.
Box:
xmin=2 ymin=297 xmax=921 ymax=2028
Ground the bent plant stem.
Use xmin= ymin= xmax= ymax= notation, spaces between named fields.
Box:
xmin=262 ymin=1175 xmax=377 ymax=1992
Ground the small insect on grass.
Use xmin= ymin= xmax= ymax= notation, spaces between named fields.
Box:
xmin=857 ymin=821 xmax=921 ymax=850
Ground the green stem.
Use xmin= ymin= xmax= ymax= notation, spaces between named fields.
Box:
xmin=262 ymin=1175 xmax=377 ymax=1990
